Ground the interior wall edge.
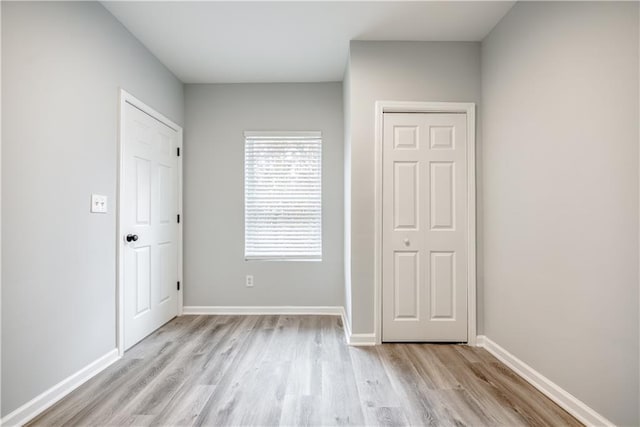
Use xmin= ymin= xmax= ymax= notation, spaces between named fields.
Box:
xmin=1 ymin=1 xmax=184 ymax=416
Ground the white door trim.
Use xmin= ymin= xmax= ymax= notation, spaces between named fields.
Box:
xmin=117 ymin=89 xmax=183 ymax=356
xmin=374 ymin=101 xmax=476 ymax=345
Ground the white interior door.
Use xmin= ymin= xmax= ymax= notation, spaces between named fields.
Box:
xmin=382 ymin=113 xmax=468 ymax=342
xmin=122 ymin=101 xmax=180 ymax=350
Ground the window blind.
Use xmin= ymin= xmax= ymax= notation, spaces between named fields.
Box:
xmin=244 ymin=131 xmax=322 ymax=261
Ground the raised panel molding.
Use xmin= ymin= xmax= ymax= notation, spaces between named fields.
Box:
xmin=158 ymin=164 xmax=171 ymax=224
xmin=430 ymin=126 xmax=455 ymax=150
xmin=430 ymin=251 xmax=455 ymax=320
xmin=393 ymin=125 xmax=419 ymax=149
xmin=135 ymin=246 xmax=151 ymax=315
xmin=158 ymin=132 xmax=172 ymax=155
xmin=393 ymin=161 xmax=419 ymax=230
xmin=133 ymin=119 xmax=151 ymax=146
xmin=394 ymin=251 xmax=419 ymax=320
xmin=430 ymin=161 xmax=455 ymax=230
xmin=158 ymin=242 xmax=172 ymax=304
xmin=135 ymin=157 xmax=151 ymax=224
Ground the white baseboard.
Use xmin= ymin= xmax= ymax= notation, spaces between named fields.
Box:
xmin=339 ymin=307 xmax=376 ymax=346
xmin=1 ymin=349 xmax=120 ymax=427
xmin=183 ymin=306 xmax=379 ymax=346
xmin=340 ymin=306 xmax=352 ymax=343
xmin=347 ymin=333 xmax=377 ymax=346
xmin=182 ymin=306 xmax=343 ymax=316
xmin=476 ymin=336 xmax=614 ymax=427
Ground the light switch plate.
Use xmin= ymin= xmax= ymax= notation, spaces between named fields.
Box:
xmin=91 ymin=194 xmax=108 ymax=213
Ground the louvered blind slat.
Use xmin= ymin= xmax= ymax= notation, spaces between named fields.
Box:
xmin=244 ymin=132 xmax=322 ymax=261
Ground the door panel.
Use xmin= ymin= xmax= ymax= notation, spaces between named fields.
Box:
xmin=123 ymin=102 xmax=179 ymax=350
xmin=430 ymin=162 xmax=455 ymax=230
xmin=394 ymin=162 xmax=419 ymax=229
xmin=158 ymin=242 xmax=173 ymax=304
xmin=158 ymin=165 xmax=172 ymax=224
xmin=134 ymin=246 xmax=151 ymax=316
xmin=382 ymin=113 xmax=468 ymax=342
xmin=430 ymin=251 xmax=455 ymax=319
xmin=135 ymin=157 xmax=151 ymax=224
xmin=394 ymin=251 xmax=419 ymax=319
xmin=394 ymin=125 xmax=419 ymax=150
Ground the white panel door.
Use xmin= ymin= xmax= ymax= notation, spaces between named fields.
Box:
xmin=122 ymin=102 xmax=179 ymax=350
xmin=382 ymin=113 xmax=468 ymax=342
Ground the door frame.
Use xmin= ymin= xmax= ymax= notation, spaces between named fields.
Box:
xmin=374 ymin=101 xmax=476 ymax=345
xmin=116 ymin=89 xmax=184 ymax=356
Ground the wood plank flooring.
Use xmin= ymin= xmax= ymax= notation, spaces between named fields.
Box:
xmin=29 ymin=315 xmax=581 ymax=426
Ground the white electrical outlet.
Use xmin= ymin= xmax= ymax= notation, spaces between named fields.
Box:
xmin=246 ymin=275 xmax=254 ymax=287
xmin=91 ymin=194 xmax=108 ymax=213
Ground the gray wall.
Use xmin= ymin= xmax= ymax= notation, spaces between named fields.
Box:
xmin=346 ymin=41 xmax=481 ymax=333
xmin=183 ymin=83 xmax=344 ymax=307
xmin=481 ymin=2 xmax=639 ymax=425
xmin=1 ymin=1 xmax=183 ymax=416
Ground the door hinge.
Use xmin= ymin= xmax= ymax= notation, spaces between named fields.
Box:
xmin=177 ymin=147 xmax=181 ymax=156
xmin=177 ymin=214 xmax=180 ymax=223
xmin=177 ymin=281 xmax=181 ymax=291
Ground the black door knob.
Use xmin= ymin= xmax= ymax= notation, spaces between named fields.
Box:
xmin=126 ymin=234 xmax=138 ymax=242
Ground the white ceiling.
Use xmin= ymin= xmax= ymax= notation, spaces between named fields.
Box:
xmin=103 ymin=1 xmax=514 ymax=83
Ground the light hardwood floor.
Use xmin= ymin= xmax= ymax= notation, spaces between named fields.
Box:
xmin=29 ymin=315 xmax=581 ymax=426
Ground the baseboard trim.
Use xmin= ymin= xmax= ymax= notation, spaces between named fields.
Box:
xmin=340 ymin=306 xmax=352 ymax=343
xmin=182 ymin=306 xmax=343 ymax=316
xmin=183 ymin=306 xmax=378 ymax=346
xmin=476 ymin=335 xmax=614 ymax=427
xmin=1 ymin=348 xmax=120 ymax=427
xmin=347 ymin=333 xmax=377 ymax=346
xmin=338 ymin=307 xmax=376 ymax=346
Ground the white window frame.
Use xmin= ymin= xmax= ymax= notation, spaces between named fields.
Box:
xmin=244 ymin=130 xmax=322 ymax=262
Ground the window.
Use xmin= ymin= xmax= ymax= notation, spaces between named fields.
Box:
xmin=244 ymin=131 xmax=322 ymax=261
